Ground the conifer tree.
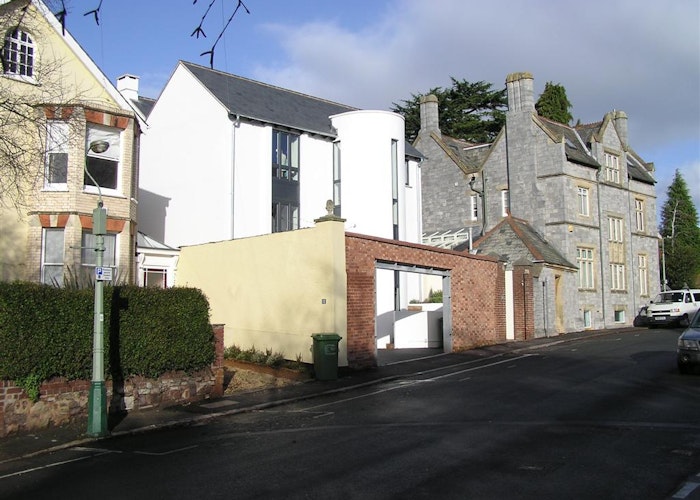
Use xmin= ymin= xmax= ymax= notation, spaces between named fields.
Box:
xmin=535 ymin=82 xmax=573 ymax=124
xmin=659 ymin=170 xmax=700 ymax=288
xmin=392 ymin=78 xmax=507 ymax=144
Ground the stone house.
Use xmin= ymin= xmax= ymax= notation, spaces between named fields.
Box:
xmin=417 ymin=72 xmax=659 ymax=334
xmin=0 ymin=0 xmax=143 ymax=285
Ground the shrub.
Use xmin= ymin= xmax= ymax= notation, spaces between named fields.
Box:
xmin=0 ymin=283 xmax=215 ymax=385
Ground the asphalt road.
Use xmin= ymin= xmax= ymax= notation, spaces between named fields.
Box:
xmin=1 ymin=327 xmax=699 ymax=499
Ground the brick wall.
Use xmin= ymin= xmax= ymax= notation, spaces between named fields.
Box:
xmin=345 ymin=233 xmax=507 ymax=368
xmin=512 ymin=265 xmax=536 ymax=340
xmin=0 ymin=324 xmax=224 ymax=437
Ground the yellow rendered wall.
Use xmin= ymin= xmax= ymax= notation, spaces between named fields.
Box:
xmin=176 ymin=219 xmax=348 ymax=366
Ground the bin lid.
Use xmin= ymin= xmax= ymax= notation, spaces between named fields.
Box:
xmin=311 ymin=333 xmax=342 ymax=341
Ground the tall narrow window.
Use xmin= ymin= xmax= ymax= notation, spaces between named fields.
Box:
xmin=501 ymin=190 xmax=509 ymax=217
xmin=333 ymin=141 xmax=341 ymax=217
xmin=391 ymin=139 xmax=399 ymax=240
xmin=41 ymin=228 xmax=64 ymax=285
xmin=85 ymin=124 xmax=121 ymax=190
xmin=604 ymin=152 xmax=620 ymax=184
xmin=3 ymin=28 xmax=34 ymax=78
xmin=608 ymin=216 xmax=624 ymax=243
xmin=404 ymin=160 xmax=410 ymax=187
xmin=470 ymin=194 xmax=479 ymax=221
xmin=583 ymin=310 xmax=592 ymax=329
xmin=638 ymin=254 xmax=648 ymax=296
xmin=271 ymin=130 xmax=300 ymax=233
xmin=272 ymin=130 xmax=299 ymax=181
xmin=576 ymin=247 xmax=594 ymax=289
xmin=608 ymin=216 xmax=625 ymax=291
xmin=577 ymin=186 xmax=590 ymax=216
xmin=45 ymin=121 xmax=69 ymax=187
xmin=635 ymin=199 xmax=645 ymax=232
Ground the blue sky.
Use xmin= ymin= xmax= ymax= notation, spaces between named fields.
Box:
xmin=56 ymin=0 xmax=699 ymax=220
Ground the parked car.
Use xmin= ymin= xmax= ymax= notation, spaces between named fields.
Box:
xmin=677 ymin=310 xmax=700 ymax=375
xmin=646 ymin=288 xmax=700 ymax=327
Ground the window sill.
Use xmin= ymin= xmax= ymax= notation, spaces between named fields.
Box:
xmin=2 ymin=73 xmax=37 ymax=85
xmin=42 ymin=185 xmax=69 ymax=192
xmin=83 ymin=187 xmax=125 ymax=199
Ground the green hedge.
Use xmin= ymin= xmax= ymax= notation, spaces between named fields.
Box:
xmin=0 ymin=283 xmax=214 ymax=382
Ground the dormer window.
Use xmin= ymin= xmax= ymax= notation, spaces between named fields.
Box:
xmin=3 ymin=28 xmax=34 ymax=78
xmin=604 ymin=152 xmax=620 ymax=184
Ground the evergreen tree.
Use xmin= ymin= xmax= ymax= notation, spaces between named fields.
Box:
xmin=535 ymin=82 xmax=573 ymax=124
xmin=659 ymin=170 xmax=700 ymax=288
xmin=392 ymin=78 xmax=506 ymax=144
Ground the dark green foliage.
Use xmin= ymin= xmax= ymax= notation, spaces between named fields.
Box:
xmin=0 ymin=283 xmax=214 ymax=384
xmin=427 ymin=289 xmax=443 ymax=303
xmin=660 ymin=170 xmax=700 ymax=288
xmin=392 ymin=77 xmax=507 ymax=144
xmin=535 ymin=81 xmax=573 ymax=124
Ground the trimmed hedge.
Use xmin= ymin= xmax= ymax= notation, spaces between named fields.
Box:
xmin=0 ymin=283 xmax=214 ymax=382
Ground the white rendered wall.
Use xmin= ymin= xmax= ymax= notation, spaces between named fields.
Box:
xmin=331 ymin=110 xmax=411 ymax=240
xmin=140 ymin=64 xmax=234 ymax=248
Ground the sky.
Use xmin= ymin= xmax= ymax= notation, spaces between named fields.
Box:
xmin=56 ymin=0 xmax=700 ymax=220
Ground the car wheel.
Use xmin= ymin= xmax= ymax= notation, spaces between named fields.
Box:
xmin=679 ymin=314 xmax=690 ymax=328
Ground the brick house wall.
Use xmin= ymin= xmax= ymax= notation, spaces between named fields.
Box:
xmin=345 ymin=232 xmax=508 ymax=368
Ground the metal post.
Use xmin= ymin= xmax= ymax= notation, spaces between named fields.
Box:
xmin=661 ymin=236 xmax=667 ymax=291
xmin=87 ymin=203 xmax=108 ymax=437
xmin=85 ymin=139 xmax=110 ymax=438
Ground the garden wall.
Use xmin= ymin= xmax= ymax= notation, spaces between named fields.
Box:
xmin=0 ymin=324 xmax=224 ymax=437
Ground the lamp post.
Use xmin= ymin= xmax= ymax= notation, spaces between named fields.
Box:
xmin=85 ymin=139 xmax=110 ymax=438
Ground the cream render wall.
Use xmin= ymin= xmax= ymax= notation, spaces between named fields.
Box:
xmin=0 ymin=0 xmax=139 ymax=284
xmin=175 ymin=219 xmax=348 ymax=366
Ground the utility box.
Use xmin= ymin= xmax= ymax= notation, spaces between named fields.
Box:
xmin=311 ymin=333 xmax=342 ymax=381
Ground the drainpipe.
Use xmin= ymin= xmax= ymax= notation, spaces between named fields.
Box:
xmin=626 ymin=172 xmax=637 ymax=318
xmin=469 ymin=175 xmax=487 ymax=235
xmin=596 ymin=167 xmax=608 ymax=328
xmin=229 ymin=114 xmax=240 ymax=239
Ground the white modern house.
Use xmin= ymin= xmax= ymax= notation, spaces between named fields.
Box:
xmin=136 ymin=62 xmax=426 ymax=316
xmin=138 ymin=61 xmax=423 ymax=247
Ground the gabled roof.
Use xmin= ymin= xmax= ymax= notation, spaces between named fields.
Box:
xmin=424 ymin=132 xmax=490 ymax=174
xmin=181 ymin=61 xmax=358 ymax=138
xmin=537 ymin=116 xmax=655 ymax=185
xmin=472 ymin=216 xmax=576 ymax=270
xmin=536 ymin=116 xmax=600 ymax=169
xmin=17 ymin=0 xmax=144 ymax=127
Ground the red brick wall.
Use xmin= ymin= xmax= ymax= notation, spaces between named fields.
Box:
xmin=512 ymin=266 xmax=536 ymax=340
xmin=345 ymin=233 xmax=507 ymax=368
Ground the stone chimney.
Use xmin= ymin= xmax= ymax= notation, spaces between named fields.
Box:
xmin=506 ymin=72 xmax=535 ymax=112
xmin=117 ymin=74 xmax=140 ymax=102
xmin=613 ymin=110 xmax=628 ymax=148
xmin=419 ymin=94 xmax=440 ymax=136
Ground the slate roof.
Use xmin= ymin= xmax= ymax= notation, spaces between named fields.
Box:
xmin=537 ymin=117 xmax=600 ymax=169
xmin=472 ymin=216 xmax=576 ymax=270
xmin=130 ymin=96 xmax=156 ymax=118
xmin=182 ymin=61 xmax=357 ymax=138
xmin=136 ymin=232 xmax=178 ymax=251
xmin=535 ymin=116 xmax=655 ymax=185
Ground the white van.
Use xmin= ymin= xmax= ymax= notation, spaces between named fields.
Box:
xmin=646 ymin=289 xmax=700 ymax=327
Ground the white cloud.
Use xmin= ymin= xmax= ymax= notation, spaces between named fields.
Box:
xmin=250 ymin=0 xmax=699 ymax=224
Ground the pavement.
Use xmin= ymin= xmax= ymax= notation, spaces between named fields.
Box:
xmin=0 ymin=328 xmax=644 ymax=464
